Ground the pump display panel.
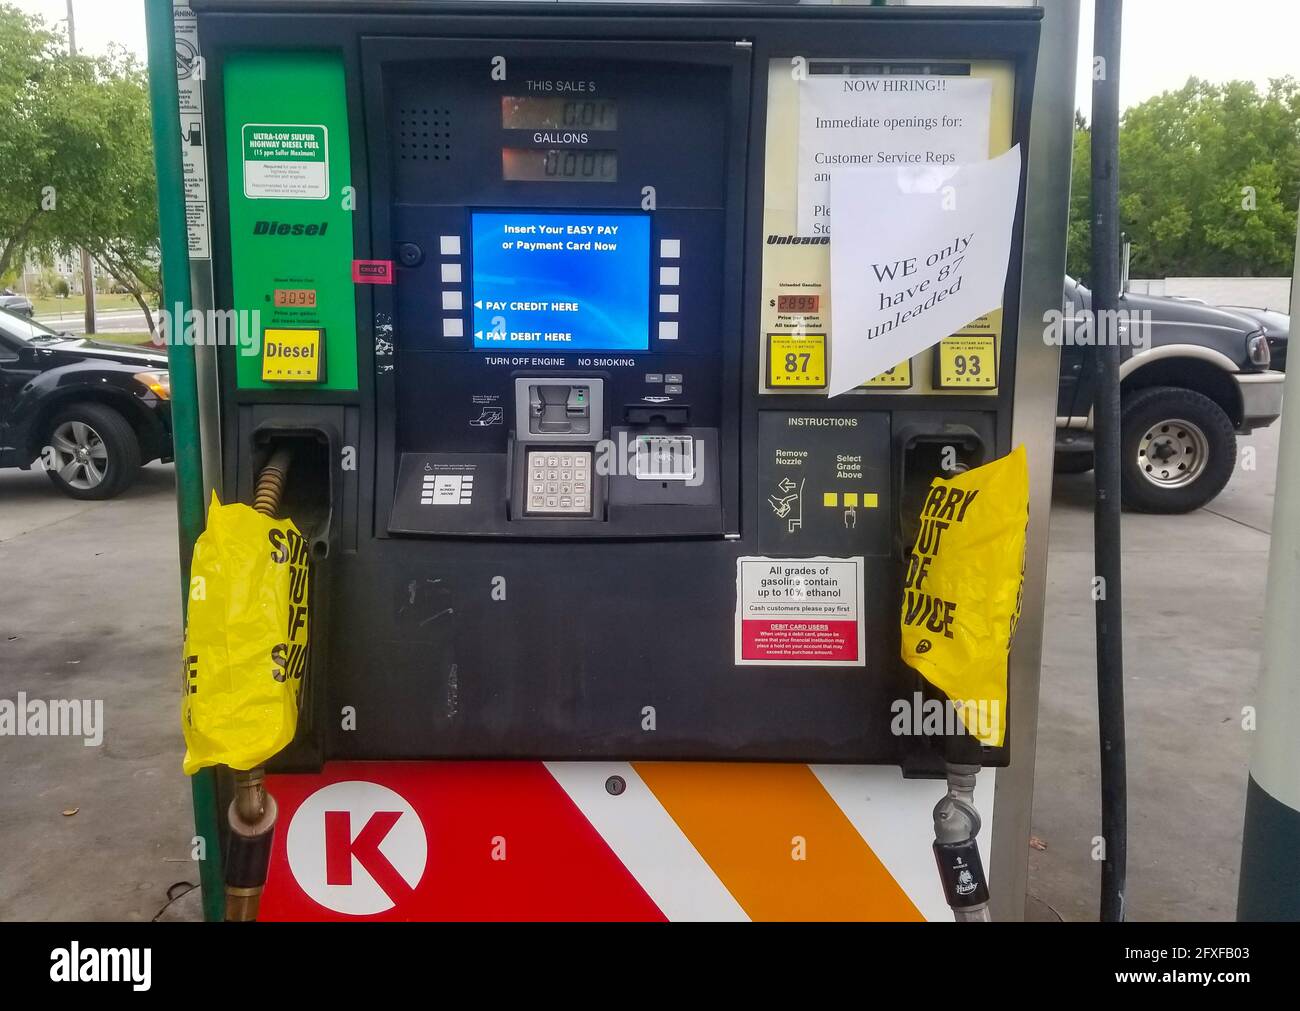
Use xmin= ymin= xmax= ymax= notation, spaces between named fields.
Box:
xmin=470 ymin=210 xmax=650 ymax=351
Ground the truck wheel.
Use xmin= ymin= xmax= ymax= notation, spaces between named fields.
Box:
xmin=43 ymin=403 xmax=142 ymax=500
xmin=1120 ymin=386 xmax=1236 ymax=513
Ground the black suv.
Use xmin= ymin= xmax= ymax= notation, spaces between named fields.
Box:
xmin=1057 ymin=278 xmax=1286 ymax=513
xmin=0 ymin=308 xmax=173 ymax=499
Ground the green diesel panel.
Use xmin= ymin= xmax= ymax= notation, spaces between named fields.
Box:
xmin=225 ymin=51 xmax=358 ymax=390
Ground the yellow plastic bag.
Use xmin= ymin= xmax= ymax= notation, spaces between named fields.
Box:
xmin=900 ymin=445 xmax=1028 ymax=746
xmin=181 ymin=494 xmax=308 ymax=775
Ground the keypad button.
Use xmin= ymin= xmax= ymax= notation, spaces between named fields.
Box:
xmin=526 ymin=449 xmax=594 ymax=516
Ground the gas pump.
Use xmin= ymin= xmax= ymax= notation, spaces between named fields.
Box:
xmin=151 ymin=0 xmax=1076 ymax=921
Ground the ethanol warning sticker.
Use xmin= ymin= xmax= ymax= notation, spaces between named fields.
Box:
xmin=243 ymin=123 xmax=329 ymax=199
xmin=735 ymin=556 xmax=865 ymax=667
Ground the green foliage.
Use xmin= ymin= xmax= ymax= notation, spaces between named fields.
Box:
xmin=0 ymin=3 xmax=160 ymax=317
xmin=0 ymin=3 xmax=64 ymax=277
xmin=1069 ymin=77 xmax=1300 ymax=280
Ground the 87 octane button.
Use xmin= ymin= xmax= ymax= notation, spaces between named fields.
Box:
xmin=767 ymin=333 xmax=827 ymax=389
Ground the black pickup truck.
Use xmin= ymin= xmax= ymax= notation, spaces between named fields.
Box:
xmin=1056 ymin=277 xmax=1286 ymax=513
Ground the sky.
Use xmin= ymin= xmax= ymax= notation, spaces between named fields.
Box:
xmin=1072 ymin=0 xmax=1300 ymax=119
xmin=12 ymin=0 xmax=1300 ymax=115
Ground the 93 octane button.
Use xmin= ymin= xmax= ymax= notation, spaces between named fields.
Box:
xmin=936 ymin=335 xmax=997 ymax=389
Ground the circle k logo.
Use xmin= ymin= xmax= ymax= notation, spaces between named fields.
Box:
xmin=286 ymin=780 xmax=427 ymax=915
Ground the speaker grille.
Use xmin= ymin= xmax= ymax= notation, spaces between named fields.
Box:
xmin=397 ymin=107 xmax=452 ymax=162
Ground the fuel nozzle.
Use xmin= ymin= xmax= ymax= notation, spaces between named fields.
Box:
xmin=223 ymin=445 xmax=296 ymax=922
xmin=932 ymin=762 xmax=992 ymax=922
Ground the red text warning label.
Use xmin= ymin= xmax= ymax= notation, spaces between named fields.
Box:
xmin=735 ymin=557 xmax=866 ymax=667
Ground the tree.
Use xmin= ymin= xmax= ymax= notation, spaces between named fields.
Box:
xmin=1068 ymin=77 xmax=1300 ymax=281
xmin=1067 ymin=121 xmax=1092 ymax=281
xmin=0 ymin=4 xmax=64 ymax=280
xmin=52 ymin=50 xmax=162 ymax=332
xmin=0 ymin=4 xmax=161 ymax=326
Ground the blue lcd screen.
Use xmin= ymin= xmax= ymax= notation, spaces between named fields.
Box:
xmin=471 ymin=211 xmax=650 ymax=351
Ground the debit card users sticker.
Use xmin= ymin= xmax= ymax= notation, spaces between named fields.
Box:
xmin=735 ymin=556 xmax=865 ymax=667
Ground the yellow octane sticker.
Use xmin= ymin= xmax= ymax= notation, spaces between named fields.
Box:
xmin=937 ymin=335 xmax=997 ymax=388
xmin=767 ymin=333 xmax=826 ymax=388
xmin=262 ymin=328 xmax=324 ymax=383
xmin=861 ymin=358 xmax=912 ymax=388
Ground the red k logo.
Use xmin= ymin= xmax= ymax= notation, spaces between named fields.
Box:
xmin=287 ymin=781 xmax=427 ymax=915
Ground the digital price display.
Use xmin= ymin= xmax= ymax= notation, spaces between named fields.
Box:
xmin=501 ymin=96 xmax=618 ymax=131
xmin=502 ymin=148 xmax=617 ymax=183
xmin=471 ymin=210 xmax=650 ymax=352
xmin=777 ymin=294 xmax=820 ymax=313
xmin=274 ymin=288 xmax=317 ymax=308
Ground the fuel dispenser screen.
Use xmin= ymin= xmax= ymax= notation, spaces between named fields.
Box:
xmin=471 ymin=210 xmax=650 ymax=350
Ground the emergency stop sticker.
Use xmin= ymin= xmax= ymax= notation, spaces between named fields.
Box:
xmin=735 ymin=556 xmax=865 ymax=667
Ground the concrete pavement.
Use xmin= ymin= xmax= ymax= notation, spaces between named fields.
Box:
xmin=1029 ymin=423 xmax=1276 ymax=921
xmin=0 ymin=463 xmax=195 ymax=921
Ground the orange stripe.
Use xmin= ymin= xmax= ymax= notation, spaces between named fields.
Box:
xmin=633 ymin=763 xmax=923 ymax=922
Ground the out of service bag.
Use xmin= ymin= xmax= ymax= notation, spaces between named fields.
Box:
xmin=181 ymin=495 xmax=308 ymax=775
xmin=900 ymin=446 xmax=1028 ymax=746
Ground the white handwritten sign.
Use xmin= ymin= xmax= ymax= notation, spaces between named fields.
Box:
xmin=827 ymin=144 xmax=1022 ymax=397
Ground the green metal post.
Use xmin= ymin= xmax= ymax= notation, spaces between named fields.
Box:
xmin=145 ymin=0 xmax=225 ymax=923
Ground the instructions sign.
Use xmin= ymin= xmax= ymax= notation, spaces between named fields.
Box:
xmin=758 ymin=411 xmax=889 ymax=556
xmin=827 ymin=144 xmax=1021 ymax=396
xmin=243 ymin=124 xmax=330 ymax=199
xmin=736 ymin=557 xmax=866 ymax=667
xmin=797 ymin=75 xmax=992 ymax=236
